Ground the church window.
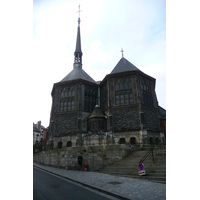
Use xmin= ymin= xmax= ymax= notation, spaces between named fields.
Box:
xmin=84 ymin=88 xmax=97 ymax=112
xmin=68 ymin=100 xmax=71 ymax=110
xmin=124 ymin=79 xmax=128 ymax=89
xmin=115 ymin=78 xmax=134 ymax=105
xmin=71 ymin=99 xmax=74 ymax=110
xmin=129 ymin=92 xmax=134 ymax=103
xmin=61 ymin=89 xmax=65 ymax=98
xmin=146 ymin=82 xmax=150 ymax=92
xmin=60 ymin=101 xmax=63 ymax=111
xmin=125 ymin=92 xmax=129 ymax=104
xmin=71 ymin=87 xmax=75 ymax=96
xmin=120 ymin=93 xmax=124 ymax=104
xmin=93 ymin=121 xmax=97 ymax=129
xmin=65 ymin=89 xmax=68 ymax=97
xmin=115 ymin=79 xmax=120 ymax=90
xmin=64 ymin=100 xmax=67 ymax=110
xmin=116 ymin=93 xmax=120 ymax=105
xmin=59 ymin=86 xmax=75 ymax=111
xmin=119 ymin=81 xmax=123 ymax=90
xmin=141 ymin=79 xmax=154 ymax=107
xmin=142 ymin=80 xmax=146 ymax=90
xmin=124 ymin=78 xmax=132 ymax=89
xmin=68 ymin=87 xmax=75 ymax=97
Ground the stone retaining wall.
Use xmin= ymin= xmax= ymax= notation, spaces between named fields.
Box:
xmin=33 ymin=144 xmax=129 ymax=171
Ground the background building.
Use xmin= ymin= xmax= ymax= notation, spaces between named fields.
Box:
xmin=33 ymin=121 xmax=45 ymax=152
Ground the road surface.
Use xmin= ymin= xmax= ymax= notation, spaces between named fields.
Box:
xmin=33 ymin=167 xmax=118 ymax=200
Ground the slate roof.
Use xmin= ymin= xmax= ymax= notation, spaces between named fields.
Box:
xmin=159 ymin=106 xmax=166 ymax=120
xmin=110 ymin=57 xmax=141 ymax=74
xmin=60 ymin=67 xmax=96 ymax=83
xmin=88 ymin=105 xmax=105 ymax=119
xmin=75 ymin=25 xmax=82 ymax=54
xmin=33 ymin=125 xmax=40 ymax=133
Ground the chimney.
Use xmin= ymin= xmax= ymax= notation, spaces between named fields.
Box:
xmin=37 ymin=121 xmax=41 ymax=131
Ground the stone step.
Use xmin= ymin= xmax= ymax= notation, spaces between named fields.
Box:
xmin=119 ymin=175 xmax=166 ymax=184
xmin=99 ymin=148 xmax=166 ymax=184
xmin=101 ymin=170 xmax=166 ymax=176
xmin=101 ymin=172 xmax=166 ymax=182
xmin=102 ymin=164 xmax=166 ymax=169
xmin=125 ymin=176 xmax=166 ymax=184
xmin=101 ymin=166 xmax=166 ymax=172
xmin=110 ymin=162 xmax=166 ymax=166
xmin=112 ymin=158 xmax=166 ymax=163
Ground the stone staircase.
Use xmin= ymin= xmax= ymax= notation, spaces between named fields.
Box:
xmin=99 ymin=146 xmax=166 ymax=184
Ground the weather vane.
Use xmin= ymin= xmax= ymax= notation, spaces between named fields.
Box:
xmin=121 ymin=48 xmax=124 ymax=57
xmin=77 ymin=4 xmax=82 ymax=18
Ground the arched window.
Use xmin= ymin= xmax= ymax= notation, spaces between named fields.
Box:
xmin=61 ymin=88 xmax=65 ymax=98
xmin=71 ymin=98 xmax=74 ymax=110
xmin=119 ymin=138 xmax=126 ymax=144
xmin=67 ymin=141 xmax=72 ymax=147
xmin=58 ymin=141 xmax=62 ymax=149
xmin=120 ymin=93 xmax=124 ymax=104
xmin=71 ymin=87 xmax=75 ymax=96
xmin=124 ymin=78 xmax=132 ymax=89
xmin=50 ymin=142 xmax=54 ymax=150
xmin=60 ymin=101 xmax=64 ymax=111
xmin=84 ymin=88 xmax=97 ymax=112
xmin=124 ymin=91 xmax=129 ymax=104
xmin=129 ymin=91 xmax=133 ymax=103
xmin=64 ymin=100 xmax=67 ymax=110
xmin=115 ymin=79 xmax=120 ymax=90
xmin=130 ymin=137 xmax=136 ymax=144
xmin=119 ymin=81 xmax=123 ymax=90
xmin=68 ymin=87 xmax=75 ymax=97
xmin=115 ymin=92 xmax=120 ymax=105
xmin=68 ymin=100 xmax=71 ymax=110
xmin=146 ymin=82 xmax=151 ymax=92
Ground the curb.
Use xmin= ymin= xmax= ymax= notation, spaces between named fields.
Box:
xmin=33 ymin=164 xmax=130 ymax=200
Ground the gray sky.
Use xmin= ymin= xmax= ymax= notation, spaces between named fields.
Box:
xmin=33 ymin=0 xmax=166 ymax=127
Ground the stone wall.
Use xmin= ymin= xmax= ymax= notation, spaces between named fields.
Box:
xmin=141 ymin=105 xmax=160 ymax=131
xmin=55 ymin=112 xmax=78 ymax=136
xmin=112 ymin=105 xmax=140 ymax=131
xmin=33 ymin=145 xmax=128 ymax=171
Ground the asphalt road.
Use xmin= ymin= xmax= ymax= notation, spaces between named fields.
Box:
xmin=33 ymin=167 xmax=117 ymax=200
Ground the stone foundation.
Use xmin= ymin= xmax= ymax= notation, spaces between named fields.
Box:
xmin=33 ymin=144 xmax=129 ymax=171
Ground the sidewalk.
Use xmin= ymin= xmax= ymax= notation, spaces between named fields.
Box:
xmin=33 ymin=162 xmax=166 ymax=200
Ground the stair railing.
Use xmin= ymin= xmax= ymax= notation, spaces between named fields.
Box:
xmin=139 ymin=144 xmax=156 ymax=163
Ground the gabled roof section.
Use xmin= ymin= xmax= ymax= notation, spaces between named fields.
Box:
xmin=60 ymin=67 xmax=96 ymax=83
xmin=88 ymin=105 xmax=105 ymax=119
xmin=110 ymin=57 xmax=141 ymax=74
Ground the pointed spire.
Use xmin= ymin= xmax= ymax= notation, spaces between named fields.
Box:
xmin=74 ymin=5 xmax=83 ymax=69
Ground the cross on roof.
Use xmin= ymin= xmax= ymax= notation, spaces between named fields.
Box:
xmin=121 ymin=48 xmax=124 ymax=57
xmin=77 ymin=4 xmax=82 ymax=18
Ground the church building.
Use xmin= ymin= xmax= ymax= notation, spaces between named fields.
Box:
xmin=46 ymin=14 xmax=164 ymax=150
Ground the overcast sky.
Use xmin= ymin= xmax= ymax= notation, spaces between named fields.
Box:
xmin=33 ymin=0 xmax=166 ymax=127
